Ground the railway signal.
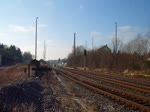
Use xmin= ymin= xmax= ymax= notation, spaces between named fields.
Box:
xmin=84 ymin=49 xmax=86 ymax=71
xmin=84 ymin=49 xmax=86 ymax=56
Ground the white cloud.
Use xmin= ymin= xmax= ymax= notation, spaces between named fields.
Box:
xmin=119 ymin=26 xmax=131 ymax=31
xmin=118 ymin=26 xmax=142 ymax=43
xmin=9 ymin=24 xmax=48 ymax=33
xmin=9 ymin=25 xmax=34 ymax=33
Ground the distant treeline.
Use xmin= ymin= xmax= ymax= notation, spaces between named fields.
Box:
xmin=67 ymin=34 xmax=150 ymax=72
xmin=0 ymin=43 xmax=33 ymax=65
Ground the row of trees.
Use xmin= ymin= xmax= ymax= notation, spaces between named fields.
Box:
xmin=67 ymin=34 xmax=150 ymax=71
xmin=0 ymin=44 xmax=33 ymax=65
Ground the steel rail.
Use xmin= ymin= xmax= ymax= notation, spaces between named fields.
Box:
xmin=65 ymin=68 xmax=150 ymax=93
xmin=56 ymin=69 xmax=150 ymax=112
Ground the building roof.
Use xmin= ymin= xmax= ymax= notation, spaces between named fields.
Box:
xmin=98 ymin=45 xmax=111 ymax=53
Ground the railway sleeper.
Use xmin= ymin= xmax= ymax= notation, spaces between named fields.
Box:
xmin=66 ymin=68 xmax=150 ymax=91
xmin=96 ymin=88 xmax=150 ymax=106
xmin=105 ymin=89 xmax=149 ymax=105
xmin=85 ymin=81 xmax=149 ymax=105
xmin=65 ymin=69 xmax=150 ymax=95
xmin=58 ymin=71 xmax=150 ymax=112
xmin=71 ymin=68 xmax=150 ymax=87
xmin=59 ymin=69 xmax=150 ymax=104
xmin=56 ymin=69 xmax=150 ymax=110
xmin=94 ymin=89 xmax=146 ymax=112
xmin=142 ymin=103 xmax=150 ymax=107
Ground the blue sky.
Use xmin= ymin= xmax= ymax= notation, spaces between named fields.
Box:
xmin=0 ymin=0 xmax=150 ymax=60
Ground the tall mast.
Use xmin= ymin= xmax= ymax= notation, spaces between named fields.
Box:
xmin=115 ymin=22 xmax=117 ymax=53
xmin=35 ymin=17 xmax=38 ymax=60
xmin=43 ymin=40 xmax=46 ymax=60
xmin=74 ymin=33 xmax=76 ymax=56
xmin=92 ymin=37 xmax=93 ymax=50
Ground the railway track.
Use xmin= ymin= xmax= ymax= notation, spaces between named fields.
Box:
xmin=92 ymin=69 xmax=150 ymax=84
xmin=54 ymin=68 xmax=150 ymax=112
xmin=65 ymin=68 xmax=150 ymax=86
xmin=64 ymin=68 xmax=150 ymax=95
xmin=88 ymin=70 xmax=150 ymax=86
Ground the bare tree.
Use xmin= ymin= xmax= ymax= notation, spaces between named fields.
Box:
xmin=111 ymin=37 xmax=123 ymax=53
xmin=67 ymin=45 xmax=85 ymax=67
xmin=124 ymin=34 xmax=149 ymax=55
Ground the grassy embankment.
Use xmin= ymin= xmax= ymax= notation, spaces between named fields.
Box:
xmin=0 ymin=64 xmax=28 ymax=86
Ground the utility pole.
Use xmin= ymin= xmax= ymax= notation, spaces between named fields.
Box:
xmin=73 ymin=33 xmax=76 ymax=68
xmin=92 ymin=37 xmax=93 ymax=51
xmin=115 ymin=22 xmax=117 ymax=53
xmin=43 ymin=40 xmax=46 ymax=60
xmin=35 ymin=17 xmax=38 ymax=60
xmin=74 ymin=33 xmax=76 ymax=56
xmin=115 ymin=22 xmax=118 ymax=67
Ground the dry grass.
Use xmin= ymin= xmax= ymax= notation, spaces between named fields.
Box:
xmin=67 ymin=67 xmax=150 ymax=78
xmin=123 ymin=69 xmax=150 ymax=77
xmin=93 ymin=68 xmax=150 ymax=78
xmin=0 ymin=64 xmax=28 ymax=86
xmin=12 ymin=103 xmax=36 ymax=112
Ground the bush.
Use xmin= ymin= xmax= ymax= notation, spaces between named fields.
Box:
xmin=144 ymin=60 xmax=150 ymax=68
